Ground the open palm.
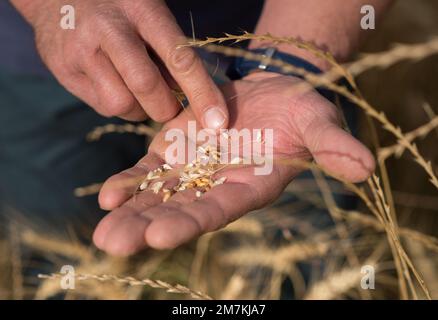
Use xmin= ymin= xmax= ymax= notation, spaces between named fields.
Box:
xmin=93 ymin=72 xmax=375 ymax=256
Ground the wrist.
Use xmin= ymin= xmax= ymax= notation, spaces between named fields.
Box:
xmin=226 ymin=47 xmax=349 ymax=110
xmin=248 ymin=42 xmax=333 ymax=72
xmin=227 ymin=47 xmax=324 ymax=81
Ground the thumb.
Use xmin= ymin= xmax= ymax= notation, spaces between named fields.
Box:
xmin=133 ymin=2 xmax=229 ymax=131
xmin=303 ymin=117 xmax=375 ymax=183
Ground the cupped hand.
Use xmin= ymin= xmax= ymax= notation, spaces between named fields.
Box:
xmin=93 ymin=72 xmax=375 ymax=256
xmin=14 ymin=0 xmax=228 ymax=128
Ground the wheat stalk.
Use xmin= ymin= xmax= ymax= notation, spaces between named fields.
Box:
xmin=188 ymin=35 xmax=438 ymax=190
xmin=339 ymin=210 xmax=438 ymax=253
xmin=38 ymin=273 xmax=213 ymax=300
xmin=87 ymin=123 xmax=157 ymax=141
xmin=74 ymin=183 xmax=104 ymax=197
xmin=304 ymin=264 xmax=372 ymax=300
xmin=379 ymin=115 xmax=438 ymax=161
xmin=347 ymin=37 xmax=438 ymax=76
xmin=221 ymin=241 xmax=330 ymax=272
xmin=187 ymin=33 xmax=438 ymax=79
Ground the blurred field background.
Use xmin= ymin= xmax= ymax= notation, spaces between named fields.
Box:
xmin=1 ymin=0 xmax=438 ymax=300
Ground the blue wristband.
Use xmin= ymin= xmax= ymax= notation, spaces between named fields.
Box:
xmin=226 ymin=47 xmax=344 ymax=105
xmin=227 ymin=47 xmax=323 ymax=79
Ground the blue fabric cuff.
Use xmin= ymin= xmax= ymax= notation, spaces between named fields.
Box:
xmin=226 ymin=48 xmax=349 ymax=105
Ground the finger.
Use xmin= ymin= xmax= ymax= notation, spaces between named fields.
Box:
xmin=135 ymin=5 xmax=229 ymax=131
xmin=93 ymin=190 xmax=163 ymax=256
xmin=144 ymin=162 xmax=293 ymax=249
xmin=98 ymin=153 xmax=164 ymax=210
xmin=96 ymin=160 xmax=293 ymax=254
xmin=82 ymin=50 xmax=147 ymax=121
xmin=100 ymin=27 xmax=180 ymax=122
xmin=303 ymin=110 xmax=375 ymax=182
xmin=56 ymin=68 xmax=99 ymax=109
xmin=142 ymin=182 xmax=254 ymax=249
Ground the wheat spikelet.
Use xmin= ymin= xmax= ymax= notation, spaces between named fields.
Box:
xmin=38 ymin=273 xmax=212 ymax=300
xmin=221 ymin=242 xmax=330 ymax=272
xmin=304 ymin=264 xmax=375 ymax=300
xmin=21 ymin=229 xmax=93 ymax=261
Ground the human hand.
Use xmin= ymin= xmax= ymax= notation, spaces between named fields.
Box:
xmin=12 ymin=0 xmax=228 ymax=127
xmin=93 ymin=72 xmax=375 ymax=256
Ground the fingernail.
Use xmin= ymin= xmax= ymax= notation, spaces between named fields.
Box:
xmin=203 ymin=107 xmax=226 ymax=130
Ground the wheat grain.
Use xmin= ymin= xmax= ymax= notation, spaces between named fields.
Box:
xmin=137 ymin=144 xmax=230 ymax=202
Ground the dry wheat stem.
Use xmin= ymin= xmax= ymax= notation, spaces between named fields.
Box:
xmin=322 ymin=82 xmax=438 ymax=190
xmin=368 ymin=176 xmax=414 ymax=299
xmin=310 ymin=168 xmax=371 ymax=299
xmin=371 ymin=177 xmax=432 ymax=300
xmin=9 ymin=223 xmax=24 ymax=300
xmin=379 ymin=115 xmax=438 ymax=161
xmin=304 ymin=262 xmax=377 ymax=300
xmin=221 ymin=241 xmax=330 ymax=272
xmin=189 ymin=233 xmax=214 ymax=291
xmin=74 ymin=183 xmax=104 ymax=197
xmin=38 ymin=273 xmax=213 ymax=300
xmin=189 ymin=38 xmax=438 ymax=190
xmin=87 ymin=123 xmax=157 ymax=141
xmin=368 ymin=176 xmax=431 ymax=299
xmin=21 ymin=230 xmax=94 ymax=262
xmin=194 ymin=34 xmax=437 ymax=194
xmin=219 ymin=217 xmax=264 ymax=237
xmin=188 ymin=33 xmax=438 ymax=80
xmin=278 ymin=158 xmax=429 ymax=298
xmin=185 ymin=32 xmax=338 ymax=68
xmin=292 ymin=185 xmax=438 ymax=252
xmin=347 ymin=37 xmax=438 ymax=76
xmin=310 ymin=168 xmax=361 ymax=265
xmin=339 ymin=210 xmax=438 ymax=253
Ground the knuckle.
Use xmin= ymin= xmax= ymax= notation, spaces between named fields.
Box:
xmin=152 ymin=110 xmax=175 ymax=123
xmin=93 ymin=6 xmax=126 ymax=40
xmin=94 ymin=3 xmax=122 ymax=24
xmin=127 ymin=1 xmax=171 ymax=26
xmin=104 ymin=92 xmax=136 ymax=117
xmin=150 ymin=101 xmax=178 ymax=122
xmin=126 ymin=70 xmax=160 ymax=96
xmin=65 ymin=44 xmax=89 ymax=69
xmin=168 ymin=47 xmax=199 ymax=74
xmin=94 ymin=11 xmax=114 ymax=31
xmin=188 ymin=86 xmax=214 ymax=108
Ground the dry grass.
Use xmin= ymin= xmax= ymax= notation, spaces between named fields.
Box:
xmin=0 ymin=0 xmax=437 ymax=300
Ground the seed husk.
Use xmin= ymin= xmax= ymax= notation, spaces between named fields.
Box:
xmin=138 ymin=144 xmax=228 ymax=202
